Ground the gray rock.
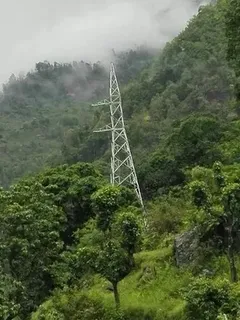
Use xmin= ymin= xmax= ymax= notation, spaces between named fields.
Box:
xmin=174 ymin=228 xmax=200 ymax=267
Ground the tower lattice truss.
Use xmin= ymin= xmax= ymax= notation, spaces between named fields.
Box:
xmin=92 ymin=63 xmax=144 ymax=209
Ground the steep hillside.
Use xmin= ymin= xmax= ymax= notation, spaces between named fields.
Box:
xmin=123 ymin=0 xmax=234 ymax=154
xmin=3 ymin=1 xmax=240 ymax=320
xmin=0 ymin=1 xmax=235 ymax=190
xmin=63 ymin=1 xmax=238 ymax=176
xmin=0 ymin=0 xmax=240 ymax=320
xmin=92 ymin=0 xmax=239 ymax=200
xmin=0 ymin=48 xmax=154 ymax=187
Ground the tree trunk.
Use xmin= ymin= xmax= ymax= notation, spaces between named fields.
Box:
xmin=129 ymin=253 xmax=135 ymax=268
xmin=112 ymin=282 xmax=120 ymax=308
xmin=227 ymin=226 xmax=238 ymax=282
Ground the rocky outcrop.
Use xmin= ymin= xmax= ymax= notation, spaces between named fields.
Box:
xmin=174 ymin=228 xmax=200 ymax=267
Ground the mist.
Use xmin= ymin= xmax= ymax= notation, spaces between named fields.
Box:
xmin=0 ymin=0 xmax=210 ymax=84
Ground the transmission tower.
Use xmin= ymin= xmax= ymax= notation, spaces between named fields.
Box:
xmin=92 ymin=63 xmax=144 ymax=210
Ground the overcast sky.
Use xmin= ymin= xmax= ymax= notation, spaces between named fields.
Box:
xmin=0 ymin=0 xmax=209 ymax=84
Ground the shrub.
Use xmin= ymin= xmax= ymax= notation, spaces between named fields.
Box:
xmin=32 ymin=291 xmax=157 ymax=320
xmin=32 ymin=291 xmax=108 ymax=320
xmin=184 ymin=278 xmax=240 ymax=320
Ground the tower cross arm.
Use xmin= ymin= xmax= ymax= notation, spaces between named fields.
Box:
xmin=91 ymin=99 xmax=110 ymax=107
xmin=93 ymin=124 xmax=112 ymax=133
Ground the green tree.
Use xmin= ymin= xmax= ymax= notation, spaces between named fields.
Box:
xmin=31 ymin=290 xmax=112 ymax=320
xmin=38 ymin=163 xmax=104 ymax=244
xmin=184 ymin=278 xmax=239 ymax=320
xmin=0 ymin=163 xmax=108 ymax=317
xmin=138 ymin=153 xmax=185 ymax=199
xmin=0 ymin=182 xmax=66 ymax=316
xmin=222 ymin=183 xmax=240 ymax=282
xmin=169 ymin=116 xmax=223 ymax=167
xmin=91 ymin=185 xmax=137 ymax=232
xmin=62 ymin=208 xmax=141 ymax=308
xmin=95 ymin=239 xmax=132 ymax=307
xmin=0 ymin=269 xmax=24 ymax=320
xmin=189 ymin=162 xmax=240 ymax=282
xmin=93 ymin=211 xmax=141 ymax=308
xmin=94 ymin=208 xmax=141 ymax=307
xmin=115 ymin=212 xmax=141 ymax=260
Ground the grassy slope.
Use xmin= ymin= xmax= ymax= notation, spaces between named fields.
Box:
xmin=89 ymin=253 xmax=240 ymax=319
xmin=88 ymin=248 xmax=188 ymax=319
xmin=32 ymin=243 xmax=240 ymax=320
xmin=31 ymin=246 xmax=189 ymax=320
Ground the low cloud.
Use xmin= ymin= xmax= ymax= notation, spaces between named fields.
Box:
xmin=0 ymin=0 xmax=210 ymax=84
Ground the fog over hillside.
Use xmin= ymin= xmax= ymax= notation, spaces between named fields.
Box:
xmin=0 ymin=0 xmax=210 ymax=84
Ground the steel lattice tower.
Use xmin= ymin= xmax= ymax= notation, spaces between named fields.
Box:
xmin=92 ymin=63 xmax=144 ymax=209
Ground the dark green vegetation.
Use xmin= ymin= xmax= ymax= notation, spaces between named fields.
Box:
xmin=225 ymin=0 xmax=240 ymax=105
xmin=0 ymin=48 xmax=154 ymax=188
xmin=3 ymin=0 xmax=240 ymax=319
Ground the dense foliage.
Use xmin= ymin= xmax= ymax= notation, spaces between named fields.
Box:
xmin=0 ymin=47 xmax=154 ymax=188
xmin=226 ymin=0 xmax=240 ymax=104
xmin=3 ymin=0 xmax=240 ymax=319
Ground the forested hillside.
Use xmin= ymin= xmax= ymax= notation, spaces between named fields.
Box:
xmin=0 ymin=47 xmax=154 ymax=187
xmin=2 ymin=0 xmax=240 ymax=319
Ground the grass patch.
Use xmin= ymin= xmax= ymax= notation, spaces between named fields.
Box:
xmin=87 ymin=247 xmax=190 ymax=319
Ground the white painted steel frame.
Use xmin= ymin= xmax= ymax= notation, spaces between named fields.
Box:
xmin=92 ymin=63 xmax=144 ymax=209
